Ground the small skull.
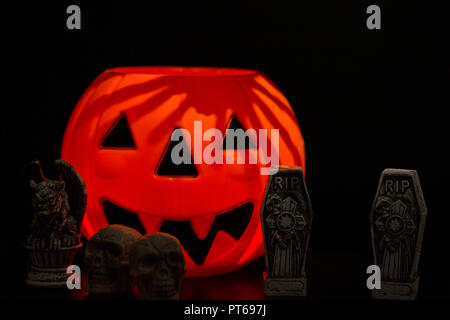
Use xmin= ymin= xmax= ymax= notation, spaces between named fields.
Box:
xmin=129 ymin=233 xmax=186 ymax=300
xmin=84 ymin=224 xmax=142 ymax=294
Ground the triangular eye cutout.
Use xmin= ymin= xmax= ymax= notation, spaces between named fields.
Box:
xmin=157 ymin=128 xmax=198 ymax=177
xmin=101 ymin=114 xmax=136 ymax=149
xmin=222 ymin=116 xmax=256 ymax=149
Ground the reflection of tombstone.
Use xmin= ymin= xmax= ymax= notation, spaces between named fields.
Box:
xmin=261 ymin=166 xmax=313 ymax=297
xmin=370 ymin=169 xmax=427 ymax=300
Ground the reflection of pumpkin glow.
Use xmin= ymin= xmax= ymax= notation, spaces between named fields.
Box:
xmin=62 ymin=67 xmax=305 ymax=277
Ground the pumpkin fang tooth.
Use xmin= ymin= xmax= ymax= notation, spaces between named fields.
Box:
xmin=190 ymin=216 xmax=216 ymax=240
xmin=138 ymin=214 xmax=163 ymax=233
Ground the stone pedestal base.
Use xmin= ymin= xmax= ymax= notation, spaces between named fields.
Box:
xmin=26 ymin=266 xmax=70 ymax=288
xmin=263 ymin=272 xmax=307 ymax=297
xmin=371 ymin=277 xmax=419 ymax=300
xmin=25 ymin=243 xmax=82 ymax=288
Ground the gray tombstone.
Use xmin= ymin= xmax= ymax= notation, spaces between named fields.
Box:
xmin=370 ymin=169 xmax=427 ymax=300
xmin=261 ymin=166 xmax=313 ymax=297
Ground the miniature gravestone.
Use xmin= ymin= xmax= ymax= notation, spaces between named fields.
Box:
xmin=370 ymin=169 xmax=427 ymax=300
xmin=261 ymin=166 xmax=313 ymax=297
xmin=129 ymin=232 xmax=186 ymax=300
xmin=84 ymin=225 xmax=142 ymax=294
xmin=25 ymin=160 xmax=87 ymax=287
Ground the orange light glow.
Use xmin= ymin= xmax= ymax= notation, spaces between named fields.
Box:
xmin=61 ymin=67 xmax=305 ymax=277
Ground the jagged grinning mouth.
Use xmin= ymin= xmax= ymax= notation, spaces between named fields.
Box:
xmin=102 ymin=201 xmax=254 ymax=265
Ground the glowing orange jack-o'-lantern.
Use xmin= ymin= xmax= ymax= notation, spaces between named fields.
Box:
xmin=61 ymin=67 xmax=305 ymax=277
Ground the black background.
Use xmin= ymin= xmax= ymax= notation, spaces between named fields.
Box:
xmin=3 ymin=1 xmax=449 ymax=301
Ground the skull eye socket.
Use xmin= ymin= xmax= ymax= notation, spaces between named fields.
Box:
xmin=141 ymin=253 xmax=159 ymax=270
xmin=101 ymin=114 xmax=136 ymax=149
xmin=167 ymin=251 xmax=184 ymax=269
xmin=103 ymin=242 xmax=122 ymax=259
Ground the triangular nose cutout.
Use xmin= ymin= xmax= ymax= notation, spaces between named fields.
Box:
xmin=101 ymin=114 xmax=136 ymax=148
xmin=157 ymin=128 xmax=198 ymax=177
xmin=222 ymin=116 xmax=256 ymax=149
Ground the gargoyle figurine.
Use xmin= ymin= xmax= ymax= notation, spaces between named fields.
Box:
xmin=25 ymin=159 xmax=87 ymax=287
xmin=27 ymin=159 xmax=86 ymax=248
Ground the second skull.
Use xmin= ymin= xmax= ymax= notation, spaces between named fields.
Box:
xmin=129 ymin=232 xmax=186 ymax=300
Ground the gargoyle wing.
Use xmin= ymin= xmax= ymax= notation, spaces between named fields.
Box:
xmin=54 ymin=159 xmax=87 ymax=225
